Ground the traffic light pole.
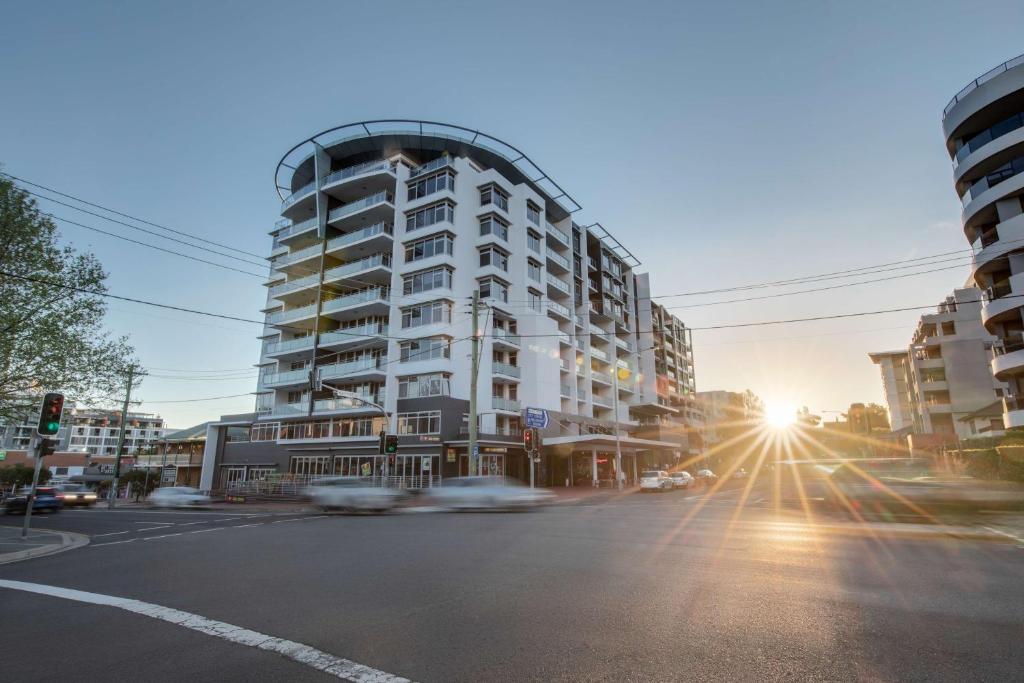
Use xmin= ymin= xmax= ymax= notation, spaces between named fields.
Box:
xmin=21 ymin=435 xmax=45 ymax=540
xmin=107 ymin=365 xmax=136 ymax=509
xmin=469 ymin=289 xmax=480 ymax=477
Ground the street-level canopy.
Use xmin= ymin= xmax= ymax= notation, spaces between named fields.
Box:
xmin=540 ymin=434 xmax=681 ymax=455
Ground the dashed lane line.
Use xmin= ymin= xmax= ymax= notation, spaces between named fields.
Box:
xmin=91 ymin=538 xmax=139 ymax=547
xmin=231 ymin=523 xmax=265 ymax=528
xmin=0 ymin=579 xmax=413 ymax=682
xmin=92 ymin=531 xmax=130 ymax=538
xmin=137 ymin=526 xmax=175 ymax=532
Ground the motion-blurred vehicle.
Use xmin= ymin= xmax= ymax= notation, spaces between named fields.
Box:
xmin=669 ymin=471 xmax=694 ymax=489
xmin=640 ymin=471 xmax=673 ymax=492
xmin=54 ymin=483 xmax=98 ymax=507
xmin=694 ymin=469 xmax=718 ymax=487
xmin=732 ymin=468 xmax=749 ymax=480
xmin=3 ymin=487 xmax=63 ymax=515
xmin=428 ymin=476 xmax=554 ymax=510
xmin=148 ymin=486 xmax=211 ymax=509
xmin=304 ymin=477 xmax=407 ymax=513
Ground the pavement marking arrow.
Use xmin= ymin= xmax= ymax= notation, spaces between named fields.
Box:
xmin=0 ymin=579 xmax=414 ymax=683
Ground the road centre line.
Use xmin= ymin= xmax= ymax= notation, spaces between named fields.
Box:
xmin=92 ymin=531 xmax=130 ymax=538
xmin=0 ymin=579 xmax=413 ymax=683
xmin=137 ymin=526 xmax=174 ymax=532
xmin=91 ymin=539 xmax=139 ymax=547
xmin=143 ymin=533 xmax=183 ymax=540
xmin=231 ymin=523 xmax=264 ymax=528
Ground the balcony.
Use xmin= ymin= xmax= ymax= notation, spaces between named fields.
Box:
xmin=560 ymin=384 xmax=572 ymax=397
xmin=492 ymin=328 xmax=521 ymax=348
xmin=546 ymin=272 xmax=572 ymax=296
xmin=327 ymin=191 xmax=395 ymax=230
xmin=545 ymin=247 xmax=570 ymax=273
xmin=274 ymin=242 xmax=322 ymax=273
xmin=280 ymin=181 xmax=317 ymax=217
xmin=319 ymin=323 xmax=389 ymax=351
xmin=492 ymin=397 xmax=521 ymax=413
xmin=558 ymin=331 xmax=572 ymax=346
xmin=261 ymin=368 xmax=310 ymax=388
xmin=321 ymin=160 xmax=395 ymax=202
xmin=591 ymin=347 xmax=611 ymax=363
xmin=325 ymin=222 xmax=393 ymax=257
xmin=269 ymin=401 xmax=310 ymax=418
xmin=313 ymin=394 xmax=385 ymax=415
xmin=547 ymin=301 xmax=572 ymax=321
xmin=546 ymin=222 xmax=570 ymax=247
xmin=266 ymin=303 xmax=318 ymax=329
xmin=493 ymin=362 xmax=521 ymax=379
xmin=320 ymin=288 xmax=390 ymax=321
xmin=1003 ymin=397 xmax=1024 ymax=428
xmin=559 ymin=359 xmax=570 ymax=373
xmin=319 ymin=357 xmax=386 ymax=382
xmin=409 ymin=156 xmax=454 ymax=179
xmin=268 ymin=273 xmax=319 ymax=301
xmin=615 ymin=337 xmax=633 ymax=353
xmin=274 ymin=217 xmax=319 ymax=245
xmin=264 ymin=336 xmax=315 ymax=358
xmin=323 ymin=254 xmax=392 ymax=286
xmin=592 ymin=394 xmax=612 ymax=408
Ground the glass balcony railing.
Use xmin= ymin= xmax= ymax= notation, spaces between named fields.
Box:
xmin=314 ymin=392 xmax=386 ymax=413
xmin=264 ymin=336 xmax=315 ymax=355
xmin=546 ymin=248 xmax=570 ymax=270
xmin=547 ymin=301 xmax=571 ymax=318
xmin=591 ymin=347 xmax=611 ymax=363
xmin=321 ymin=288 xmax=390 ymax=314
xmin=615 ymin=337 xmax=633 ymax=352
xmin=492 ymin=328 xmax=521 ymax=346
xmin=326 ymin=222 xmax=392 ymax=252
xmin=321 ymin=159 xmax=393 ymax=187
xmin=944 ymin=53 xmax=1024 ymax=117
xmin=319 ymin=323 xmax=388 ymax=346
xmin=266 ymin=303 xmax=317 ymax=324
xmin=275 ymin=243 xmax=322 ymax=268
xmin=281 ymin=181 xmax=316 ymax=210
xmin=268 ymin=273 xmax=319 ymax=299
xmin=546 ymin=222 xmax=570 ymax=246
xmin=318 ymin=357 xmax=385 ymax=380
xmin=409 ymin=156 xmax=453 ymax=179
xmin=492 ymin=397 xmax=521 ymax=412
xmin=558 ymin=331 xmax=572 ymax=345
xmin=275 ymin=217 xmax=318 ymax=240
xmin=327 ymin=191 xmax=394 ymax=223
xmin=546 ymin=272 xmax=571 ymax=294
xmin=324 ymin=254 xmax=391 ymax=281
xmin=493 ymin=362 xmax=521 ymax=378
xmin=271 ymin=402 xmax=309 ymax=417
xmin=261 ymin=368 xmax=310 ymax=386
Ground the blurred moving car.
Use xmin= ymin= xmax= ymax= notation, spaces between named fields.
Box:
xmin=669 ymin=471 xmax=694 ymax=489
xmin=640 ymin=471 xmax=673 ymax=492
xmin=3 ymin=487 xmax=63 ymax=515
xmin=304 ymin=477 xmax=407 ymax=513
xmin=427 ymin=476 xmax=554 ymax=510
xmin=54 ymin=483 xmax=98 ymax=507
xmin=732 ymin=468 xmax=749 ymax=480
xmin=148 ymin=486 xmax=211 ymax=509
xmin=694 ymin=469 xmax=718 ymax=487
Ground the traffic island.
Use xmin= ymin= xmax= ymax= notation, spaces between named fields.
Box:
xmin=0 ymin=526 xmax=89 ymax=565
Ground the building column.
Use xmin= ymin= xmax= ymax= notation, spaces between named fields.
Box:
xmin=591 ymin=448 xmax=598 ymax=486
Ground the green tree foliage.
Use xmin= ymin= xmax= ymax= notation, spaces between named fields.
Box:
xmin=0 ymin=463 xmax=52 ymax=489
xmin=0 ymin=176 xmax=138 ymax=423
xmin=120 ymin=468 xmax=160 ymax=500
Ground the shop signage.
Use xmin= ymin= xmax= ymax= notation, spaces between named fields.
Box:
xmin=225 ymin=495 xmax=246 ymax=503
xmin=525 ymin=407 xmax=549 ymax=429
xmin=418 ymin=436 xmax=441 ymax=442
xmin=482 ymin=447 xmax=507 ymax=454
xmin=446 ymin=448 xmax=457 ymax=463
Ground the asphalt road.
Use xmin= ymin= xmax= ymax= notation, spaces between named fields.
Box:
xmin=1 ymin=488 xmax=1022 ymax=682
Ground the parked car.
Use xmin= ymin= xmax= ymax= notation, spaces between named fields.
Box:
xmin=694 ymin=469 xmax=719 ymax=487
xmin=3 ymin=487 xmax=63 ymax=515
xmin=148 ymin=486 xmax=211 ymax=509
xmin=640 ymin=471 xmax=673 ymax=492
xmin=669 ymin=471 xmax=694 ymax=489
xmin=53 ymin=484 xmax=98 ymax=507
xmin=427 ymin=476 xmax=555 ymax=510
xmin=304 ymin=477 xmax=407 ymax=513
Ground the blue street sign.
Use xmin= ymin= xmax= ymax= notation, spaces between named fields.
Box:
xmin=525 ymin=407 xmax=549 ymax=429
xmin=472 ymin=445 xmax=479 ymax=457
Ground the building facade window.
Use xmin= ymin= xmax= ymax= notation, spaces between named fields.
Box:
xmin=478 ymin=245 xmax=509 ymax=272
xmin=479 ymin=214 xmax=509 ymax=241
xmin=407 ymin=169 xmax=455 ymax=201
xmin=528 ymin=289 xmax=542 ymax=312
xmin=526 ymin=201 xmax=541 ymax=225
xmin=250 ymin=423 xmax=280 ymax=442
xmin=403 ymin=266 xmax=453 ymax=295
xmin=399 ymin=337 xmax=451 ymax=362
xmin=398 ymin=373 xmax=451 ymax=398
xmin=527 ymin=229 xmax=541 ymax=254
xmin=405 ymin=233 xmax=454 ymax=262
xmin=479 ymin=277 xmax=509 ymax=303
xmin=479 ymin=183 xmax=509 ymax=211
xmin=527 ymin=259 xmax=541 ymax=282
xmin=405 ymin=200 xmax=455 ymax=233
xmin=401 ymin=300 xmax=452 ymax=328
xmin=397 ymin=410 xmax=442 ymax=435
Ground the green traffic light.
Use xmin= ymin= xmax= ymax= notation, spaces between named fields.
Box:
xmin=47 ymin=421 xmax=60 ymax=431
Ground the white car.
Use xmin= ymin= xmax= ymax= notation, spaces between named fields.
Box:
xmin=427 ymin=476 xmax=555 ymax=510
xmin=640 ymin=471 xmax=673 ymax=492
xmin=148 ymin=486 xmax=211 ymax=508
xmin=669 ymin=471 xmax=694 ymax=489
xmin=303 ymin=477 xmax=407 ymax=513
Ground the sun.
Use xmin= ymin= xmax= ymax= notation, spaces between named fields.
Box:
xmin=764 ymin=402 xmax=797 ymax=429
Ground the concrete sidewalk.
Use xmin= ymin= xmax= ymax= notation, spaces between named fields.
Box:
xmin=0 ymin=525 xmax=89 ymax=565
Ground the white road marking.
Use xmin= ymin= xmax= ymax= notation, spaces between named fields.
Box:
xmin=983 ymin=526 xmax=1024 ymax=545
xmin=91 ymin=539 xmax=139 ymax=547
xmin=189 ymin=528 xmax=225 ymax=534
xmin=271 ymin=515 xmax=327 ymax=524
xmin=0 ymin=579 xmax=412 ymax=682
xmin=232 ymin=523 xmax=264 ymax=528
xmin=143 ymin=533 xmax=183 ymax=540
xmin=177 ymin=521 xmax=208 ymax=526
xmin=92 ymin=531 xmax=130 ymax=538
xmin=137 ymin=526 xmax=174 ymax=532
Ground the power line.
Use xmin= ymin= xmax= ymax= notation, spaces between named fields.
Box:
xmin=140 ymin=392 xmax=254 ymax=404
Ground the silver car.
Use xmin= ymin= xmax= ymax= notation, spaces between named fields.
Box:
xmin=303 ymin=477 xmax=407 ymax=513
xmin=428 ymin=476 xmax=555 ymax=510
xmin=148 ymin=486 xmax=211 ymax=508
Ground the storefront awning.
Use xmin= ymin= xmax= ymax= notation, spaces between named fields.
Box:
xmin=629 ymin=401 xmax=680 ymax=416
xmin=541 ymin=434 xmax=681 ymax=454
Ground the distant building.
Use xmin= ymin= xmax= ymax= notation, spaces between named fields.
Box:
xmin=870 ymin=288 xmax=1007 ymax=440
xmin=135 ymin=422 xmax=212 ymax=487
xmin=695 ymin=390 xmax=763 ymax=449
xmin=65 ymin=408 xmax=169 ymax=456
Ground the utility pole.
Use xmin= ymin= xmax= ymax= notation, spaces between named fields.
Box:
xmin=612 ymin=366 xmax=624 ymax=491
xmin=21 ymin=435 xmax=44 ymax=539
xmin=469 ymin=289 xmax=480 ymax=477
xmin=107 ymin=365 xmax=136 ymax=509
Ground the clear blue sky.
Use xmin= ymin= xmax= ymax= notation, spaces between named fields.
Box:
xmin=2 ymin=0 xmax=1023 ymax=427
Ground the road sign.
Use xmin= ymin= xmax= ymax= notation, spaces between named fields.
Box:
xmin=525 ymin=407 xmax=549 ymax=429
xmin=472 ymin=444 xmax=479 ymax=457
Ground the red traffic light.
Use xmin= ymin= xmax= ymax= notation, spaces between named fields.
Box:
xmin=523 ymin=428 xmax=538 ymax=451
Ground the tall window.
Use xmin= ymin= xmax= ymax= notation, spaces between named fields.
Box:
xmin=479 ymin=214 xmax=509 ymax=241
xmin=528 ymin=289 xmax=542 ymax=312
xmin=401 ymin=300 xmax=452 ymax=328
xmin=526 ymin=201 xmax=541 ymax=225
xmin=250 ymin=423 xmax=280 ymax=442
xmin=478 ymin=245 xmax=509 ymax=272
xmin=527 ymin=229 xmax=541 ymax=254
xmin=480 ymin=183 xmax=509 ymax=211
xmin=397 ymin=411 xmax=442 ymax=435
xmin=407 ymin=169 xmax=455 ymax=201
xmin=405 ymin=233 xmax=453 ymax=262
xmin=479 ymin=277 xmax=509 ymax=303
xmin=399 ymin=337 xmax=451 ymax=362
xmin=398 ymin=373 xmax=450 ymax=398
xmin=403 ymin=266 xmax=453 ymax=295
xmin=406 ymin=200 xmax=455 ymax=233
xmin=527 ymin=259 xmax=541 ymax=282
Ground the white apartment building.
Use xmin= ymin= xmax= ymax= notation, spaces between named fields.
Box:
xmin=199 ymin=120 xmax=694 ymax=490
xmin=870 ymin=288 xmax=1007 ymax=439
xmin=943 ymin=53 xmax=1024 ymax=429
xmin=65 ymin=409 xmax=168 ymax=456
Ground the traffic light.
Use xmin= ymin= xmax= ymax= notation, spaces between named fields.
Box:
xmin=39 ymin=439 xmax=57 ymax=457
xmin=523 ymin=428 xmax=537 ymax=452
xmin=36 ymin=392 xmax=65 ymax=437
xmin=384 ymin=434 xmax=398 ymax=454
